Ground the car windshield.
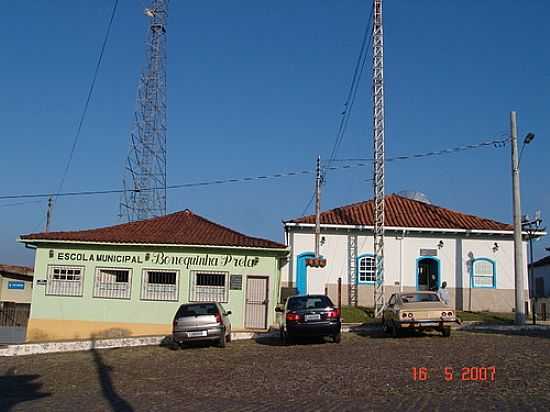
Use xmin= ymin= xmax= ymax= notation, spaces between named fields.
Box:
xmin=287 ymin=296 xmax=333 ymax=311
xmin=400 ymin=293 xmax=440 ymax=303
xmin=177 ymin=303 xmax=218 ymax=317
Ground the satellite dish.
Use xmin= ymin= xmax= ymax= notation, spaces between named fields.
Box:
xmin=397 ymin=191 xmax=432 ymax=204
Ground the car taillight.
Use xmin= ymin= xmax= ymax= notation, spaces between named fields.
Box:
xmin=402 ymin=312 xmax=407 ymax=319
xmin=327 ymin=308 xmax=340 ymax=319
xmin=286 ymin=312 xmax=301 ymax=321
xmin=441 ymin=312 xmax=446 ymax=317
xmin=448 ymin=311 xmax=453 ymax=317
xmin=408 ymin=313 xmax=414 ymax=318
xmin=215 ymin=313 xmax=222 ymax=323
xmin=172 ymin=318 xmax=178 ymax=327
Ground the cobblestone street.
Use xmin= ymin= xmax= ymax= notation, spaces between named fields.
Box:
xmin=1 ymin=329 xmax=550 ymax=411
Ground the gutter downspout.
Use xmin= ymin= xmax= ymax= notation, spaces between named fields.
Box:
xmin=397 ymin=230 xmax=407 ymax=292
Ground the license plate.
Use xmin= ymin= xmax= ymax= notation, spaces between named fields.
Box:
xmin=188 ymin=331 xmax=207 ymax=337
xmin=305 ymin=314 xmax=321 ymax=321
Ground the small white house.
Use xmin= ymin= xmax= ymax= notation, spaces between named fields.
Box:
xmin=282 ymin=194 xmax=545 ymax=313
xmin=531 ymin=255 xmax=550 ymax=317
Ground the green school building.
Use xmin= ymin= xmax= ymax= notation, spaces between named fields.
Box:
xmin=19 ymin=210 xmax=287 ymax=342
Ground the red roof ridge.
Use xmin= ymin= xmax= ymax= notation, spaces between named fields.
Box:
xmin=20 ymin=209 xmax=287 ymax=249
xmin=287 ymin=194 xmax=512 ymax=231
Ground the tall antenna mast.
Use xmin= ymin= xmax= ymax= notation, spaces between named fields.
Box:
xmin=372 ymin=0 xmax=385 ymax=318
xmin=121 ymin=0 xmax=168 ymax=221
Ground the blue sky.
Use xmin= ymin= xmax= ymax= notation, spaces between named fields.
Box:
xmin=1 ymin=0 xmax=549 ymax=266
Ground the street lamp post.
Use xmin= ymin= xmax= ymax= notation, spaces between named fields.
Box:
xmin=510 ymin=111 xmax=535 ymax=325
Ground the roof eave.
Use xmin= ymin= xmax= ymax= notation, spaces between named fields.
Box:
xmin=17 ymin=238 xmax=289 ymax=253
xmin=284 ymin=222 xmax=546 ymax=237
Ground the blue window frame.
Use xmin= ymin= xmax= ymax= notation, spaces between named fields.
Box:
xmin=357 ymin=254 xmax=375 ymax=284
xmin=471 ymin=258 xmax=496 ymax=288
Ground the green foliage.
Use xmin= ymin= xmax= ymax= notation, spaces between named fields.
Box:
xmin=457 ymin=311 xmax=515 ymax=324
xmin=340 ymin=306 xmax=376 ymax=324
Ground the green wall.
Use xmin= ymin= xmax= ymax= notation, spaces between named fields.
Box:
xmin=30 ymin=243 xmax=286 ymax=330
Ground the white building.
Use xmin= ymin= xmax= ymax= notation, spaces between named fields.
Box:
xmin=282 ymin=194 xmax=545 ymax=312
xmin=531 ymin=255 xmax=550 ymax=317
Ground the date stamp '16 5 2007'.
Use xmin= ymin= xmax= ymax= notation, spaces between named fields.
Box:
xmin=411 ymin=367 xmax=496 ymax=382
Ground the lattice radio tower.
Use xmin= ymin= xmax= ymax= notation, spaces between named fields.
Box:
xmin=120 ymin=0 xmax=168 ymax=221
xmin=372 ymin=0 xmax=385 ymax=318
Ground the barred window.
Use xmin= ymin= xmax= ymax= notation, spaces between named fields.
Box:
xmin=472 ymin=258 xmax=496 ymax=288
xmin=141 ymin=270 xmax=178 ymax=301
xmin=358 ymin=255 xmax=375 ymax=283
xmin=190 ymin=271 xmax=228 ymax=303
xmin=94 ymin=268 xmax=131 ymax=299
xmin=46 ymin=266 xmax=84 ymax=297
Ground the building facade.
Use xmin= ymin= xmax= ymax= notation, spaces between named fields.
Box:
xmin=531 ymin=255 xmax=550 ymax=317
xmin=20 ymin=210 xmax=287 ymax=342
xmin=282 ymin=195 xmax=543 ymax=313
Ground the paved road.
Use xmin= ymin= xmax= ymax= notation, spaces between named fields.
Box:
xmin=1 ymin=329 xmax=549 ymax=411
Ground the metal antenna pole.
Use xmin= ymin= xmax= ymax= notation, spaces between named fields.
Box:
xmin=121 ymin=0 xmax=168 ymax=221
xmin=373 ymin=0 xmax=385 ymax=318
xmin=315 ymin=156 xmax=321 ymax=258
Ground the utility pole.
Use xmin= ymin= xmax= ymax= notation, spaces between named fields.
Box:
xmin=45 ymin=196 xmax=53 ymax=232
xmin=314 ymin=156 xmax=322 ymax=258
xmin=373 ymin=0 xmax=385 ymax=318
xmin=511 ymin=111 xmax=526 ymax=325
xmin=522 ymin=212 xmax=544 ymax=325
xmin=307 ymin=156 xmax=326 ymax=269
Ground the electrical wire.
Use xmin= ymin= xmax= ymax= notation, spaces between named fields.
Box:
xmin=55 ymin=0 xmax=119 ymax=198
xmin=301 ymin=5 xmax=374 ymax=216
xmin=0 ymin=136 xmax=509 ymax=202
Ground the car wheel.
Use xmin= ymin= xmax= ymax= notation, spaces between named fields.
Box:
xmin=441 ymin=326 xmax=451 ymax=337
xmin=391 ymin=321 xmax=400 ymax=338
xmin=218 ymin=333 xmax=226 ymax=348
xmin=382 ymin=317 xmax=389 ymax=334
xmin=226 ymin=332 xmax=232 ymax=343
xmin=333 ymin=333 xmax=342 ymax=344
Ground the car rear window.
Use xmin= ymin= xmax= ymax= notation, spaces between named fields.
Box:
xmin=400 ymin=293 xmax=440 ymax=303
xmin=177 ymin=303 xmax=218 ymax=317
xmin=287 ymin=296 xmax=333 ymax=311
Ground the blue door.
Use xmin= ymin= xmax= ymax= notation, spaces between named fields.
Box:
xmin=296 ymin=252 xmax=314 ymax=295
xmin=417 ymin=257 xmax=440 ymax=291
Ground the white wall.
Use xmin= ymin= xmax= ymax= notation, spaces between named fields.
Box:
xmin=285 ymin=227 xmax=528 ymax=294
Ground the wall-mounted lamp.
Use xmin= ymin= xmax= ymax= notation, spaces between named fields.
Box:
xmin=437 ymin=240 xmax=444 ymax=249
xmin=493 ymin=242 xmax=499 ymax=253
xmin=320 ymin=236 xmax=326 ymax=246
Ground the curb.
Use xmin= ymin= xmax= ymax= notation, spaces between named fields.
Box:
xmin=0 ymin=330 xmax=258 ymax=357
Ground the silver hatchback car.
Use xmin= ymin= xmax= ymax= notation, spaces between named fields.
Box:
xmin=172 ymin=302 xmax=232 ymax=347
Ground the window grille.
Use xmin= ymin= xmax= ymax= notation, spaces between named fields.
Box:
xmin=190 ymin=271 xmax=228 ymax=303
xmin=358 ymin=256 xmax=376 ymax=283
xmin=46 ymin=266 xmax=84 ymax=297
xmin=472 ymin=259 xmax=496 ymax=288
xmin=141 ymin=270 xmax=178 ymax=301
xmin=94 ymin=268 xmax=131 ymax=299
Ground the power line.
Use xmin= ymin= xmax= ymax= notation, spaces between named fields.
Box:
xmin=55 ymin=0 xmax=119 ymax=197
xmin=0 ymin=136 xmax=508 ymax=202
xmin=328 ymin=6 xmax=374 ymax=165
xmin=329 ymin=137 xmax=508 ymax=163
xmin=302 ymin=6 xmax=374 ymax=216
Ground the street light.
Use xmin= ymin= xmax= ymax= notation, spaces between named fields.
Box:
xmin=519 ymin=132 xmax=535 ymax=165
xmin=510 ymin=111 xmax=535 ymax=325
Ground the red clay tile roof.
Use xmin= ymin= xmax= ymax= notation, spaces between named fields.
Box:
xmin=0 ymin=264 xmax=34 ymax=277
xmin=20 ymin=210 xmax=286 ymax=249
xmin=287 ymin=194 xmax=513 ymax=232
